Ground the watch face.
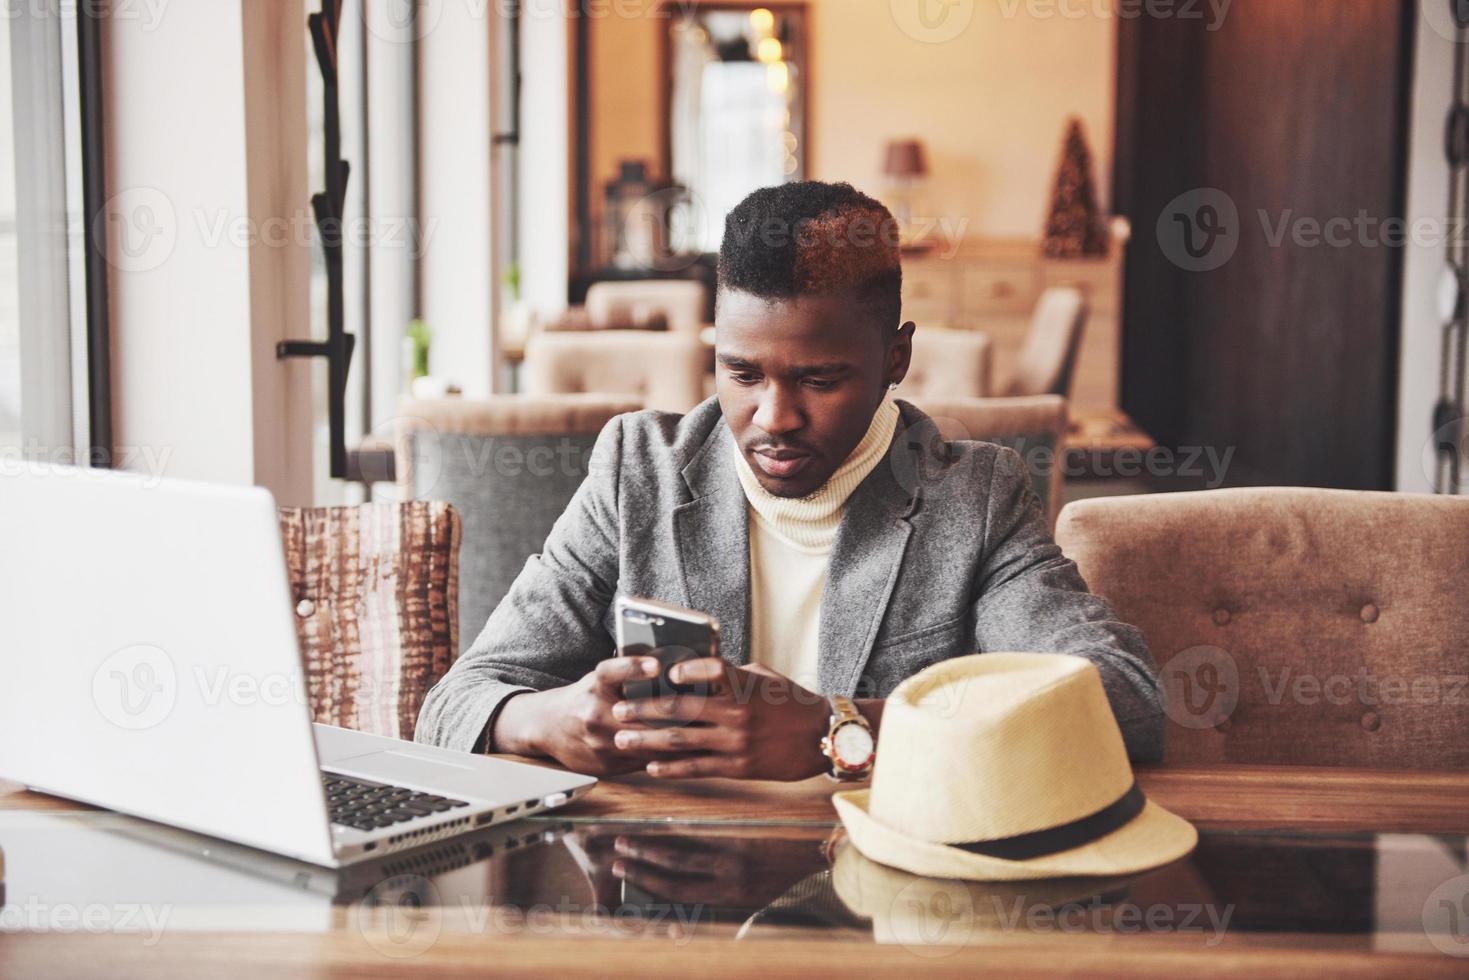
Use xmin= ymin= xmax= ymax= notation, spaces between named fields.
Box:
xmin=832 ymin=721 xmax=874 ymax=768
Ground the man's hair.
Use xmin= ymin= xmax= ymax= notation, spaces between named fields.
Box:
xmin=717 ymin=181 xmax=903 ymax=332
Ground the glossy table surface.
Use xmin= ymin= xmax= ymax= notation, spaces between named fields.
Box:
xmin=2 ymin=764 xmax=1468 ymax=977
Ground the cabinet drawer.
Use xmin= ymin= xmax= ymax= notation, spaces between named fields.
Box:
xmin=961 ymin=264 xmax=1040 ymax=316
xmin=1042 ymin=260 xmax=1120 ymax=315
xmin=902 ymin=259 xmax=958 ymax=315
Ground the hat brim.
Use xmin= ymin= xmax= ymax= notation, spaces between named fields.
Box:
xmin=832 ymin=790 xmax=1198 ymax=882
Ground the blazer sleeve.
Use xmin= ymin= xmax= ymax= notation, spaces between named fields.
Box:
xmin=970 ymin=447 xmax=1166 ymax=762
xmin=415 ymin=415 xmax=626 ymax=753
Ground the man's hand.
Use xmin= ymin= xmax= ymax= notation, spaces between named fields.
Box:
xmin=608 ymin=658 xmax=832 ymax=781
xmin=491 ymin=656 xmax=664 ymax=776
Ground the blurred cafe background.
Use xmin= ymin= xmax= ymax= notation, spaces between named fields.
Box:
xmin=0 ymin=0 xmax=1463 ymax=521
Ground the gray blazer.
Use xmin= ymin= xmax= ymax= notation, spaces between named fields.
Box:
xmin=416 ymin=398 xmax=1165 ymax=761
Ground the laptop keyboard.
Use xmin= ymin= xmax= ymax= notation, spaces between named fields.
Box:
xmin=321 ymin=772 xmax=471 ymax=831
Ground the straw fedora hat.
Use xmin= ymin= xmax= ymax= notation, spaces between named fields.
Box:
xmin=833 ymin=653 xmax=1196 ymax=881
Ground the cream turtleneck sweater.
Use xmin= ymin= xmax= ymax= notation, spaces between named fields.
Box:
xmin=730 ymin=397 xmax=901 ymax=693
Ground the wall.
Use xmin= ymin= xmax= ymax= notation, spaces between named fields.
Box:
xmin=809 ymin=0 xmax=1114 ymax=239
xmin=104 ymin=1 xmax=313 ymax=503
xmin=418 ymin=1 xmax=498 ymax=395
xmin=585 ymin=1 xmax=1116 ymax=251
xmin=1396 ymin=11 xmax=1459 ymax=493
xmin=520 ymin=7 xmax=572 ymax=317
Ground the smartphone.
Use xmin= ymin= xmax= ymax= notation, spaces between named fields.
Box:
xmin=614 ymin=596 xmax=720 ymax=702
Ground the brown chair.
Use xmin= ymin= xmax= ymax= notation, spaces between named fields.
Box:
xmin=906 ymin=395 xmax=1068 ymax=528
xmin=903 ymin=328 xmax=993 ymax=398
xmin=1001 ymin=286 xmax=1087 ymax=398
xmin=278 ymin=501 xmax=461 ymax=741
xmin=1054 ymin=488 xmax=1469 ymax=769
xmin=584 ymin=279 xmax=707 ymax=334
xmin=395 ymin=394 xmax=640 ymax=651
xmin=522 ymin=329 xmax=707 ymax=413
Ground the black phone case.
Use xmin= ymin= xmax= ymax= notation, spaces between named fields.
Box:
xmin=617 ymin=607 xmax=716 ymax=702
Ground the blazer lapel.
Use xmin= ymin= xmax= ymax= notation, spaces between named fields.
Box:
xmin=671 ymin=421 xmax=751 ymax=666
xmin=818 ymin=434 xmax=918 ymax=697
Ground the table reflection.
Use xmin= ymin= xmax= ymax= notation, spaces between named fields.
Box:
xmin=0 ymin=811 xmax=1465 ymax=956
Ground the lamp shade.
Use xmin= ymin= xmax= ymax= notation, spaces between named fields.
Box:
xmin=883 ymin=139 xmax=928 ymax=178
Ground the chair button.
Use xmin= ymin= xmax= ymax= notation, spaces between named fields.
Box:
xmin=1212 ymin=608 xmax=1231 ymax=626
xmin=1360 ymin=603 xmax=1379 ymax=624
xmin=1361 ymin=712 xmax=1381 ymax=733
xmin=296 ymin=599 xmax=316 ymax=618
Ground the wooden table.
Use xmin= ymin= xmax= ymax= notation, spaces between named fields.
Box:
xmin=2 ymin=765 xmax=1467 ymax=977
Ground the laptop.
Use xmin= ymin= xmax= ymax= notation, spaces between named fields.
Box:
xmin=0 ymin=464 xmax=595 ymax=867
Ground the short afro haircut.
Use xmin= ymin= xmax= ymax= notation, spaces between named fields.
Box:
xmin=717 ymin=181 xmax=903 ymax=332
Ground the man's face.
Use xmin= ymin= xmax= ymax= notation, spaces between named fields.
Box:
xmin=715 ymin=288 xmax=912 ymax=498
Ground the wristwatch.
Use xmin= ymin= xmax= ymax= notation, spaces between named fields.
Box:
xmin=819 ymin=695 xmax=875 ymax=782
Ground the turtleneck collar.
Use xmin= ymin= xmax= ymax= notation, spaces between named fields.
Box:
xmin=729 ymin=395 xmax=901 ymax=551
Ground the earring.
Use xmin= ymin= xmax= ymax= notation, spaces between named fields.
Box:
xmin=887 ymin=382 xmax=899 ymax=391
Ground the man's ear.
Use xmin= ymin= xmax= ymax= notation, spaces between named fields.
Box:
xmin=887 ymin=320 xmax=916 ymax=386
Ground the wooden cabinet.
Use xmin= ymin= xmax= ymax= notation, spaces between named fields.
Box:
xmin=901 ymin=240 xmax=1123 ymax=412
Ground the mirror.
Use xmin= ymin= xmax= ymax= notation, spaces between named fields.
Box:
xmin=665 ymin=3 xmax=807 ymax=254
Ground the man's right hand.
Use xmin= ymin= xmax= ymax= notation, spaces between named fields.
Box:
xmin=490 ymin=656 xmax=663 ymax=775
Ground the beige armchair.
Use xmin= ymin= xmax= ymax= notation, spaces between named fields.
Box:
xmin=903 ymin=328 xmax=993 ymax=398
xmin=584 ymin=280 xmax=708 ymax=334
xmin=1055 ymin=488 xmax=1469 ymax=770
xmin=522 ymin=330 xmax=708 ymax=414
xmin=905 ymin=395 xmax=1068 ymax=527
xmin=1002 ymin=286 xmax=1087 ymax=398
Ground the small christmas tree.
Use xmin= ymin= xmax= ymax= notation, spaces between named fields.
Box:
xmin=1042 ymin=118 xmax=1108 ymax=258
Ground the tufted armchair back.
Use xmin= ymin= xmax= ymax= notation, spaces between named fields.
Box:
xmin=903 ymin=329 xmax=993 ymax=399
xmin=1055 ymin=488 xmax=1469 ymax=769
xmin=584 ymin=279 xmax=708 ymax=334
xmin=903 ymin=395 xmax=1068 ymax=529
xmin=522 ymin=330 xmax=707 ymax=414
xmin=396 ymin=394 xmax=640 ymax=652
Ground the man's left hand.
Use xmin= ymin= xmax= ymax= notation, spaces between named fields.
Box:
xmin=609 ymin=658 xmax=830 ymax=781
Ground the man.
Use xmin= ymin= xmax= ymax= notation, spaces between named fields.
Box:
xmin=417 ymin=181 xmax=1163 ymax=778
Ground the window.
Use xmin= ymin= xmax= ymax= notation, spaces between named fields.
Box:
xmin=0 ymin=4 xmax=90 ymax=465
